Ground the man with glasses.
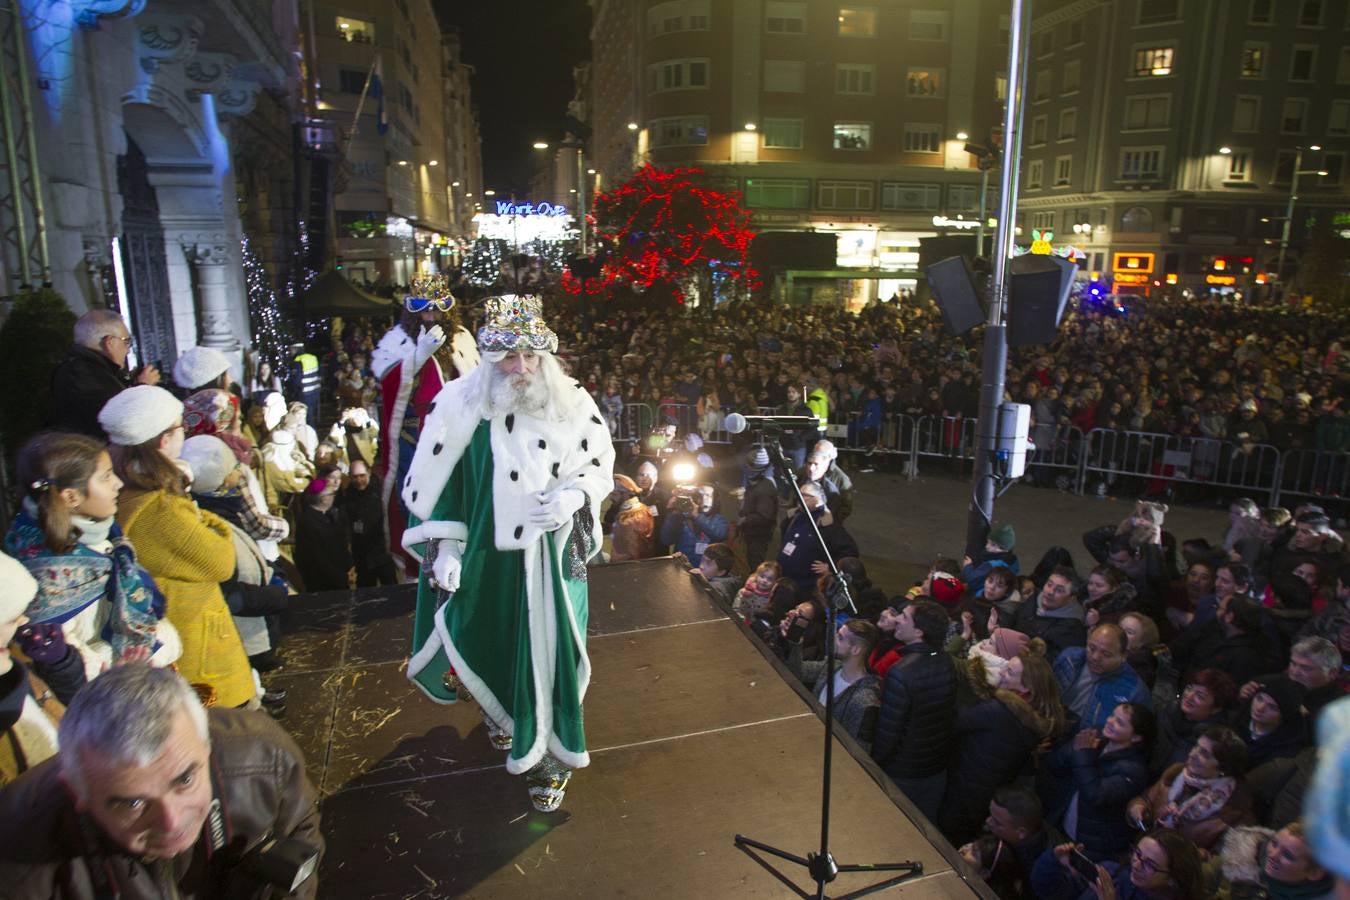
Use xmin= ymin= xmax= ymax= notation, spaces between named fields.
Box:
xmin=49 ymin=309 xmax=160 ymax=440
xmin=371 ymin=276 xmax=479 ymax=581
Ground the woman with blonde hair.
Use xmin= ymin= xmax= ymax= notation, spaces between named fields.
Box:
xmin=98 ymin=386 xmax=256 ymax=708
xmin=939 ymin=639 xmax=1065 ymax=845
xmin=4 ymin=431 xmax=179 ymax=690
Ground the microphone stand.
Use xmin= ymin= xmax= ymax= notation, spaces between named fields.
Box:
xmin=734 ymin=432 xmax=922 ymax=899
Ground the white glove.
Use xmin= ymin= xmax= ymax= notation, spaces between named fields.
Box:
xmin=413 ymin=325 xmax=447 ymax=369
xmin=528 ymin=489 xmax=585 ymax=532
xmin=430 ymin=539 xmax=463 ymax=593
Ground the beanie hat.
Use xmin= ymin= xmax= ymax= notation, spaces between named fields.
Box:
xmin=1253 ymin=677 xmax=1306 ymax=729
xmin=749 ymin=447 xmax=771 ymax=470
xmin=261 ymin=392 xmax=287 ymax=431
xmin=930 ymin=573 xmax=965 ymax=607
xmin=98 ymin=385 xmax=184 ymax=447
xmin=992 ymin=627 xmax=1031 ymax=660
xmin=988 ymin=523 xmax=1016 ymax=552
xmin=183 ymin=388 xmax=237 ymax=438
xmin=180 ymin=435 xmax=238 ymax=494
xmin=1134 ymin=500 xmax=1168 ymax=526
xmin=0 ymin=551 xmax=37 ymax=621
xmin=172 ymin=346 xmax=231 ymax=391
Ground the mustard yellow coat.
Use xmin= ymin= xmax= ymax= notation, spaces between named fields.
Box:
xmin=117 ymin=488 xmax=255 ymax=708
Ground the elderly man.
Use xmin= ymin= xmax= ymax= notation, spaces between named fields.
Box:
xmin=402 ymin=295 xmax=614 ymax=813
xmin=48 ymin=309 xmax=159 ymax=439
xmin=1052 ymin=623 xmax=1152 ymax=732
xmin=0 ymin=664 xmax=322 ymax=897
xmin=1238 ymin=636 xmax=1344 ymax=723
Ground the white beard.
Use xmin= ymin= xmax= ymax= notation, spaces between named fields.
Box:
xmin=489 ymin=368 xmax=550 ymax=416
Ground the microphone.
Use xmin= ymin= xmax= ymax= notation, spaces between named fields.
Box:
xmin=723 ymin=413 xmax=820 ymax=434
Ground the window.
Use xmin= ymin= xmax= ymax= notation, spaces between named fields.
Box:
xmin=761 ymin=118 xmax=804 ymax=149
xmin=1062 ymin=60 xmax=1081 ymax=93
xmin=1120 ymin=206 xmax=1154 ymax=231
xmin=1233 ymin=95 xmax=1261 ymax=132
xmin=763 ymin=59 xmax=806 ymax=92
xmin=647 ymin=58 xmax=711 ymax=93
xmin=765 ymin=1 xmax=806 ymax=33
xmin=1322 ymin=152 xmax=1344 ymax=185
xmin=744 ymin=177 xmax=810 ymax=208
xmin=1137 ymin=0 xmax=1180 ymax=25
xmin=338 ymin=69 xmax=367 ymax=94
xmin=833 ymin=122 xmax=872 ymax=150
xmin=1031 ymin=211 xmax=1056 ymax=231
xmin=1330 ymin=99 xmax=1350 ymax=135
xmin=1034 ymin=70 xmax=1051 ymax=102
xmin=1054 ymin=155 xmax=1073 ymax=186
xmin=1067 ymin=19 xmax=1085 ymax=44
xmin=838 ymin=6 xmax=877 ymax=37
xmin=1338 ymin=47 xmax=1350 ymax=83
xmin=1249 ymin=0 xmax=1274 ymax=24
xmin=1027 ymin=160 xmax=1044 ymax=189
xmin=1059 ymin=108 xmax=1078 ymax=140
xmin=1290 ymin=46 xmax=1317 ymax=80
xmin=1124 ymin=94 xmax=1172 ymax=129
xmin=1272 ymin=150 xmax=1299 ymax=183
xmin=1241 ymin=43 xmax=1267 ymax=77
xmin=818 ymin=180 xmax=874 ymax=210
xmin=906 ymin=67 xmax=945 ymax=97
xmin=1299 ymin=0 xmax=1323 ymax=27
xmin=902 ymin=124 xmax=941 ymax=152
xmin=335 ymin=15 xmax=375 ymax=42
xmin=995 ymin=73 xmax=1008 ymax=101
xmin=1036 ymin=30 xmax=1055 ymax=57
xmin=1225 ymin=150 xmax=1252 ymax=181
xmin=1029 ymin=114 xmax=1048 ymax=144
xmin=836 ymin=63 xmax=875 ymax=94
xmin=1120 ymin=147 xmax=1163 ymax=180
xmin=649 ymin=116 xmax=709 ymax=147
xmin=948 ymin=184 xmax=979 ymax=212
xmin=1281 ymin=97 xmax=1308 ymax=133
xmin=646 ymin=0 xmax=711 ymax=34
xmin=1134 ymin=46 xmax=1174 ymax=76
xmin=909 ymin=9 xmax=950 ymax=41
xmin=882 ymin=182 xmax=940 ymax=210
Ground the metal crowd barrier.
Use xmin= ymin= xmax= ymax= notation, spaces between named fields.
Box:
xmin=608 ymin=401 xmax=1347 ymax=505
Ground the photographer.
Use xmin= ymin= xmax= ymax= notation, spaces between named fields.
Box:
xmin=659 ymin=484 xmax=728 ymax=568
xmin=0 ymin=664 xmax=323 ymax=898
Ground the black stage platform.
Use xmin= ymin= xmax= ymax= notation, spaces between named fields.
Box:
xmin=276 ymin=558 xmax=988 ymax=899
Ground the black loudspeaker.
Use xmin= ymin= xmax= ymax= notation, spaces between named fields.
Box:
xmin=925 ymin=255 xmax=985 ymax=335
xmin=1008 ymin=254 xmax=1076 ymax=346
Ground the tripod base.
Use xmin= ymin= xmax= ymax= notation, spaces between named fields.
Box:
xmin=734 ymin=834 xmax=922 ymax=899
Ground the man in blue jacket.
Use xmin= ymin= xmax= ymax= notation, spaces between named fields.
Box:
xmin=659 ymin=484 xmax=728 ymax=568
xmin=1053 ymin=623 xmax=1152 ymax=732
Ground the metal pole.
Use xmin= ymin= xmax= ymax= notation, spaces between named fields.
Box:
xmin=975 ymin=164 xmax=991 ymax=260
xmin=11 ymin=13 xmax=50 ymax=282
xmin=965 ymin=0 xmax=1031 ymax=557
xmin=1276 ymin=147 xmax=1302 ymax=292
xmin=0 ymin=20 xmax=31 ymax=287
xmin=576 ymin=145 xmax=587 ymax=256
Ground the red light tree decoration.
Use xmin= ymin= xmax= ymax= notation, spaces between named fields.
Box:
xmin=564 ymin=164 xmax=760 ymax=305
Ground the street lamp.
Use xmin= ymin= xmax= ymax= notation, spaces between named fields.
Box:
xmin=963 ymin=141 xmax=999 ymax=258
xmin=1071 ymin=222 xmax=1092 ymax=237
xmin=1275 ymin=144 xmax=1329 ymax=287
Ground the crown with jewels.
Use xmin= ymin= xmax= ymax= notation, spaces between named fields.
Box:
xmin=477 ymin=294 xmax=558 ymax=353
xmin=404 ymin=273 xmax=455 ymax=309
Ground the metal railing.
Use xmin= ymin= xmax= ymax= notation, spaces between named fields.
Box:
xmin=609 ymin=403 xmax=1348 ymax=505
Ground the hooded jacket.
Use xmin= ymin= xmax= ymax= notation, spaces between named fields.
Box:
xmin=1053 ymin=647 xmax=1153 ymax=732
xmin=1040 ymin=738 xmax=1150 ymax=859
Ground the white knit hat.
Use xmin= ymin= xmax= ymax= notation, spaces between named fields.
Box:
xmin=172 ymin=346 xmax=231 ymax=391
xmin=98 ymin=385 xmax=184 ymax=447
xmin=261 ymin=392 xmax=287 ymax=431
xmin=0 ymin=551 xmax=37 ymax=621
xmin=180 ymin=434 xmax=238 ymax=493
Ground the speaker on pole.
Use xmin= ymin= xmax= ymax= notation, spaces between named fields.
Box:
xmin=924 ymin=255 xmax=985 ymax=336
xmin=1007 ymin=254 xmax=1076 ymax=346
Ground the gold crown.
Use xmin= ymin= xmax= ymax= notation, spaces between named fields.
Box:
xmin=407 ymin=273 xmax=454 ymax=305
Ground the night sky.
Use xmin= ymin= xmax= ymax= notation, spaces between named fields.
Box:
xmin=436 ymin=0 xmax=593 ymax=197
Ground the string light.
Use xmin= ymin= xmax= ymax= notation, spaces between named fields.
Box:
xmin=241 ymin=232 xmax=294 ymax=372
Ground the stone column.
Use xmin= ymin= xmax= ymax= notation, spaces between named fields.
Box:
xmin=183 ymin=240 xmax=239 ymax=350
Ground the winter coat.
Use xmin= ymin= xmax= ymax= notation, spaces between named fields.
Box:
xmin=961 ymin=549 xmax=1020 ymax=592
xmin=1040 ymin=739 xmax=1149 ymax=859
xmin=1151 ymin=701 xmax=1225 ymax=776
xmin=659 ymin=508 xmax=729 ymax=565
xmin=738 ymin=475 xmax=779 ymax=541
xmin=115 ymin=488 xmax=255 ymax=708
xmin=47 ymin=345 xmax=130 ymax=440
xmin=0 ymin=659 xmax=61 ymax=788
xmin=938 ymin=690 xmax=1058 ymax=846
xmin=339 ymin=482 xmax=395 ymax=573
xmin=1007 ymin=598 xmax=1088 ymax=661
xmin=871 ymin=642 xmax=956 ymax=779
xmin=295 ymin=502 xmax=353 ymax=593
xmin=1207 ymin=826 xmax=1337 ymax=900
xmin=1053 ymin=647 xmax=1153 ymax=732
xmin=1031 ymin=854 xmax=1164 ymax=900
xmin=1138 ymin=763 xmax=1257 ymax=850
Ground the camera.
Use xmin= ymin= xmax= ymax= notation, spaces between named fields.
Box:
xmin=673 ymin=492 xmax=698 ymax=516
xmin=237 ymin=834 xmax=321 ymax=893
